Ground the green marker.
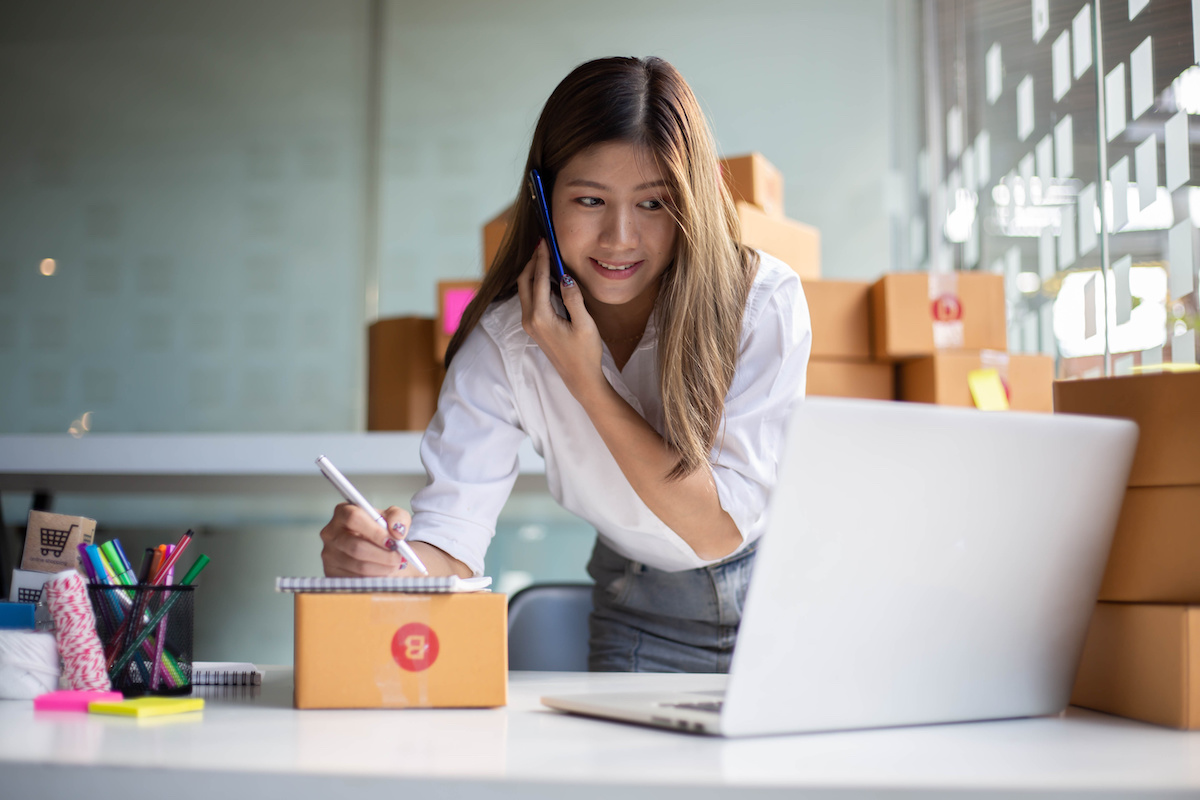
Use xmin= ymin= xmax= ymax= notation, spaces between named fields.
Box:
xmin=108 ymin=554 xmax=210 ymax=679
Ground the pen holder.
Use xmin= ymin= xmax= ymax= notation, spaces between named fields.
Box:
xmin=88 ymin=584 xmax=195 ymax=697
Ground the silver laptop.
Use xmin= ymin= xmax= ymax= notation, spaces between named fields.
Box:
xmin=542 ymin=398 xmax=1138 ymax=736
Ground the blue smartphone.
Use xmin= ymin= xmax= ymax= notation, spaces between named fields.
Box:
xmin=528 ymin=168 xmax=568 ymax=284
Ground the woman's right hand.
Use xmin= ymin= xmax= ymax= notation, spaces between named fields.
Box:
xmin=319 ymin=503 xmax=411 ymax=577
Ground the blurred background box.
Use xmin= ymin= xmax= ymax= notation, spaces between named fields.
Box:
xmin=435 ymin=281 xmax=482 ymax=364
xmin=483 ymin=205 xmax=514 ymax=273
xmin=801 ymin=279 xmax=872 ymax=360
xmin=1072 ymin=602 xmax=1200 ymax=730
xmin=367 ymin=317 xmax=439 ymax=432
xmin=21 ymin=512 xmax=95 ymax=574
xmin=807 ymin=360 xmax=894 ymax=400
xmin=1099 ymin=486 xmax=1200 ymax=603
xmin=736 ymin=201 xmax=820 ymax=279
xmin=898 ymin=352 xmax=1054 ymax=412
xmin=8 ymin=569 xmax=54 ymax=605
xmin=1053 ymin=372 xmax=1200 ymax=488
xmin=720 ymin=152 xmax=784 ymax=218
xmin=293 ymin=592 xmax=507 ymax=709
xmin=870 ymin=273 xmax=1006 ymax=360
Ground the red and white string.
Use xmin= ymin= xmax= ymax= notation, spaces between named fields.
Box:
xmin=43 ymin=570 xmax=111 ymax=692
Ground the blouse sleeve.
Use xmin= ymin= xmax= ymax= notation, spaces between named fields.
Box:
xmin=710 ymin=267 xmax=812 ymax=540
xmin=406 ymin=325 xmax=527 ymax=576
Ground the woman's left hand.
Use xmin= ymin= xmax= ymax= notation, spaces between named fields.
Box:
xmin=517 ymin=240 xmax=606 ymax=402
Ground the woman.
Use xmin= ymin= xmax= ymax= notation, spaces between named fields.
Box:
xmin=320 ymin=56 xmax=811 ymax=672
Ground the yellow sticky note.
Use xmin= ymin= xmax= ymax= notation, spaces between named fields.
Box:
xmin=968 ymin=368 xmax=1010 ymax=411
xmin=88 ymin=696 xmax=204 ymax=718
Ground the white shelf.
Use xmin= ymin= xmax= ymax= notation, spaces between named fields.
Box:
xmin=0 ymin=433 xmax=546 ymax=495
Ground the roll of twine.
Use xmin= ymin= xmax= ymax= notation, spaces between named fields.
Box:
xmin=0 ymin=630 xmax=60 ymax=699
xmin=43 ymin=570 xmax=111 ymax=692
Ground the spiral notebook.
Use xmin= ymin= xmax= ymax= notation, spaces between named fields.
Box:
xmin=192 ymin=662 xmax=263 ymax=686
xmin=275 ymin=575 xmax=492 ymax=593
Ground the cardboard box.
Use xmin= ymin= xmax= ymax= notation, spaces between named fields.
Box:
xmin=801 ymin=279 xmax=873 ymax=360
xmin=721 ymin=153 xmax=785 ymax=218
xmin=807 ymin=359 xmax=894 ymax=400
xmin=293 ymin=591 xmax=507 ymax=709
xmin=1053 ymin=371 xmax=1200 ymax=487
xmin=898 ymin=352 xmax=1054 ymax=412
xmin=483 ymin=205 xmax=514 ymax=272
xmin=367 ymin=317 xmax=440 ymax=431
xmin=870 ymin=273 xmax=1007 ymax=360
xmin=21 ymin=511 xmax=94 ymax=574
xmin=1071 ymin=602 xmax=1200 ymax=729
xmin=435 ymin=281 xmax=482 ymax=363
xmin=736 ymin=202 xmax=820 ymax=279
xmin=1098 ymin=485 xmax=1200 ymax=602
xmin=8 ymin=568 xmax=54 ymax=604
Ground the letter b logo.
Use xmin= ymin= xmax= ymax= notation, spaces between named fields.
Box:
xmin=392 ymin=623 xmax=439 ymax=671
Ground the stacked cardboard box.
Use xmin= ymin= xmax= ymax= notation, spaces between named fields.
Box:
xmin=802 ymin=279 xmax=894 ymax=400
xmin=1056 ymin=371 xmax=1200 ymax=728
xmin=867 ymin=272 xmax=1054 ymax=412
xmin=721 ymin=153 xmax=820 ymax=279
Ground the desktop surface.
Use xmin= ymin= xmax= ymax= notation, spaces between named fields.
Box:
xmin=0 ymin=668 xmax=1197 ymax=799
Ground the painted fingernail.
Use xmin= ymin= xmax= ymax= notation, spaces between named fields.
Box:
xmin=392 ymin=522 xmax=406 ymax=536
xmin=398 ymin=558 xmax=408 ymax=570
xmin=562 ymin=275 xmax=575 ymax=287
xmin=385 ymin=538 xmax=400 ymax=552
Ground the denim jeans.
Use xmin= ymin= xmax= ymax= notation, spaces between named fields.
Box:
xmin=586 ymin=537 xmax=758 ymax=673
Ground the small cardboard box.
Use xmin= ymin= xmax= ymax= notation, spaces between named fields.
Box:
xmin=21 ymin=511 xmax=94 ymax=574
xmin=435 ymin=280 xmax=482 ymax=363
xmin=1071 ymin=602 xmax=1200 ymax=729
xmin=721 ymin=153 xmax=785 ymax=218
xmin=293 ymin=592 xmax=507 ymax=709
xmin=870 ymin=273 xmax=1007 ymax=360
xmin=807 ymin=359 xmax=894 ymax=400
xmin=736 ymin=202 xmax=820 ymax=279
xmin=367 ymin=317 xmax=440 ymax=431
xmin=8 ymin=568 xmax=54 ymax=604
xmin=898 ymin=352 xmax=1055 ymax=412
xmin=1053 ymin=371 xmax=1200 ymax=487
xmin=801 ymin=279 xmax=873 ymax=360
xmin=483 ymin=205 xmax=514 ymax=272
xmin=1098 ymin=485 xmax=1200 ymax=603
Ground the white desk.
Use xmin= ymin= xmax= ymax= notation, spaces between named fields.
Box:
xmin=1 ymin=668 xmax=1198 ymax=799
xmin=0 ymin=433 xmax=546 ymax=495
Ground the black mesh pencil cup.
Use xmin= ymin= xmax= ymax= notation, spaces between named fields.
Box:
xmin=88 ymin=584 xmax=195 ymax=696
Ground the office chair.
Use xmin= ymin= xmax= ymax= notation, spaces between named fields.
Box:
xmin=507 ymin=583 xmax=593 ymax=671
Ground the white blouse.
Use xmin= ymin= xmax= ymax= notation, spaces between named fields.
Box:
xmin=407 ymin=251 xmax=812 ymax=576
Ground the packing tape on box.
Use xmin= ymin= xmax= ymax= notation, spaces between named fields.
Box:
xmin=929 ymin=272 xmax=964 ymax=349
xmin=0 ymin=630 xmax=60 ymax=699
xmin=372 ymin=594 xmax=432 ymax=707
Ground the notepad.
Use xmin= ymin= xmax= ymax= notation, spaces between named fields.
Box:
xmin=192 ymin=662 xmax=262 ymax=686
xmin=275 ymin=575 xmax=492 ymax=593
xmin=34 ymin=690 xmax=124 ymax=713
xmin=88 ymin=696 xmax=205 ymax=717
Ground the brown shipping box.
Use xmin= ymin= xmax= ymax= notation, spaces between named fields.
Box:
xmin=1053 ymin=371 xmax=1200 ymax=487
xmin=736 ymin=202 xmax=820 ymax=279
xmin=1072 ymin=602 xmax=1200 ymax=729
xmin=1098 ymin=485 xmax=1200 ymax=602
xmin=801 ymin=279 xmax=873 ymax=360
xmin=294 ymin=592 xmax=507 ymax=709
xmin=22 ymin=511 xmax=95 ymax=574
xmin=808 ymin=359 xmax=894 ymax=400
xmin=899 ymin=352 xmax=1055 ymax=412
xmin=436 ymin=280 xmax=482 ymax=363
xmin=721 ymin=153 xmax=785 ymax=218
xmin=871 ymin=273 xmax=1007 ymax=360
xmin=368 ymin=317 xmax=440 ymax=431
xmin=483 ymin=205 xmax=514 ymax=273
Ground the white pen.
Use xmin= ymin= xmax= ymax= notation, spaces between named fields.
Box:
xmin=316 ymin=455 xmax=429 ymax=575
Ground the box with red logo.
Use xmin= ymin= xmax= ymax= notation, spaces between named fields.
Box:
xmin=293 ymin=591 xmax=507 ymax=709
xmin=870 ymin=272 xmax=1006 ymax=360
xmin=898 ymin=352 xmax=1055 ymax=412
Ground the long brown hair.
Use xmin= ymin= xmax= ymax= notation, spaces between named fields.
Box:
xmin=446 ymin=56 xmax=757 ymax=479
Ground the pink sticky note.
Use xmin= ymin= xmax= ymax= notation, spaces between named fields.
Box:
xmin=442 ymin=288 xmax=477 ymax=335
xmin=34 ymin=690 xmax=124 ymax=712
